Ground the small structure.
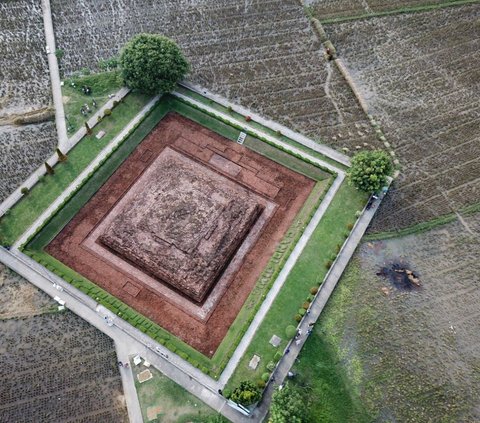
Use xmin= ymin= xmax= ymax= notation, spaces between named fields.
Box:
xmin=249 ymin=354 xmax=260 ymax=370
xmin=237 ymin=131 xmax=247 ymax=144
xmin=133 ymin=355 xmax=142 ymax=366
xmin=96 ymin=130 xmax=105 ymax=140
xmin=269 ymin=335 xmax=281 ymax=348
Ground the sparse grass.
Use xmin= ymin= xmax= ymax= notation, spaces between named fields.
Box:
xmin=226 ymin=182 xmax=367 ymax=389
xmin=0 ymin=91 xmax=150 ymax=246
xmin=132 ymin=363 xmax=221 ymax=423
xmin=62 ymin=71 xmax=124 ymax=133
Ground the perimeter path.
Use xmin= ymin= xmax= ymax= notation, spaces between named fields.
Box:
xmin=0 ymin=248 xmax=252 ymax=423
xmin=42 ymin=0 xmax=68 ymax=150
xmin=218 ymin=172 xmax=344 ymax=386
xmin=12 ymin=94 xmax=160 ymax=249
xmin=177 ymin=81 xmax=351 ymax=168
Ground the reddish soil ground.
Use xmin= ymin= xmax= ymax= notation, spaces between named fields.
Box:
xmin=47 ymin=113 xmax=314 ymax=356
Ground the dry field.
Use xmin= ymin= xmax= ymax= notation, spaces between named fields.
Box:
xmin=308 ymin=0 xmax=470 ymax=20
xmin=50 ymin=0 xmax=381 ymax=153
xmin=0 ymin=266 xmax=128 ymax=423
xmin=325 ymin=4 xmax=480 ymax=231
xmin=0 ymin=0 xmax=57 ymax=202
xmin=305 ymin=212 xmax=480 ymax=422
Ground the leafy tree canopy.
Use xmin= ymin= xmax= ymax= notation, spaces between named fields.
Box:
xmin=230 ymin=380 xmax=261 ymax=406
xmin=269 ymin=383 xmax=305 ymax=423
xmin=347 ymin=150 xmax=393 ymax=193
xmin=119 ymin=33 xmax=189 ymax=93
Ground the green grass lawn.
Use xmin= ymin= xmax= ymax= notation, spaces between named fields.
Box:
xmin=0 ymin=91 xmax=150 ymax=246
xmin=63 ymin=71 xmax=124 ymax=133
xmin=132 ymin=362 xmax=226 ymax=423
xmin=290 ymin=261 xmax=371 ymax=423
xmin=226 ymin=181 xmax=367 ymax=389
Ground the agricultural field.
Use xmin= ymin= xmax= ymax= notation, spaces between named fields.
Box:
xmin=0 ymin=266 xmax=128 ymax=423
xmin=308 ymin=0 xmax=477 ymax=21
xmin=0 ymin=0 xmax=57 ymax=202
xmin=50 ymin=0 xmax=381 ymax=153
xmin=325 ymin=4 xmax=480 ymax=231
xmin=293 ymin=212 xmax=480 ymax=422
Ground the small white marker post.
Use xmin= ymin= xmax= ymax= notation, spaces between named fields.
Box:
xmin=237 ymin=131 xmax=247 ymax=145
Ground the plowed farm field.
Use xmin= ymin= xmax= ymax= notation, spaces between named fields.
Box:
xmin=0 ymin=265 xmax=128 ymax=423
xmin=50 ymin=0 xmax=381 ymax=153
xmin=326 ymin=4 xmax=480 ymax=231
xmin=0 ymin=0 xmax=57 ymax=202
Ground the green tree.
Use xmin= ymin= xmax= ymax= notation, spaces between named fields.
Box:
xmin=269 ymin=383 xmax=305 ymax=423
xmin=119 ymin=33 xmax=189 ymax=93
xmin=347 ymin=150 xmax=393 ymax=193
xmin=230 ymin=380 xmax=261 ymax=406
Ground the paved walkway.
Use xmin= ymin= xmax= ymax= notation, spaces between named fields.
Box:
xmin=2 ymin=79 xmax=389 ymax=421
xmin=218 ymin=173 xmax=344 ymax=386
xmin=42 ymin=0 xmax=68 ymax=150
xmin=13 ymin=95 xmax=160 ymax=249
xmin=0 ymin=247 xmax=252 ymax=423
xmin=115 ymin=342 xmax=144 ymax=423
xmin=177 ymin=82 xmax=351 ymax=168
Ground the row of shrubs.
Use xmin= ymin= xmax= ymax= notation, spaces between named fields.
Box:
xmin=21 ymin=96 xmax=163 ymax=250
xmin=252 ymin=219 xmax=357 ymax=388
xmin=23 ymin=249 xmax=216 ymax=377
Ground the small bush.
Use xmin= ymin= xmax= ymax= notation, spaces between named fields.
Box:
xmin=261 ymin=372 xmax=270 ymax=382
xmin=103 ymin=108 xmax=112 ymax=116
xmin=346 ymin=222 xmax=354 ymax=230
xmin=20 ymin=187 xmax=29 ymax=195
xmin=294 ymin=314 xmax=302 ymax=322
xmin=227 ymin=105 xmax=233 ymax=113
xmin=274 ymin=352 xmax=282 ymax=361
xmin=302 ymin=302 xmax=310 ymax=310
xmin=306 ymin=296 xmax=312 ymax=303
xmin=245 ymin=115 xmax=252 ymax=122
xmin=266 ymin=361 xmax=276 ymax=371
xmin=298 ymin=308 xmax=306 ymax=317
xmin=325 ymin=260 xmax=333 ymax=269
xmin=285 ymin=325 xmax=297 ymax=338
xmin=310 ymin=287 xmax=318 ymax=295
xmin=178 ymin=351 xmax=189 ymax=360
xmin=223 ymin=388 xmax=232 ymax=399
xmin=257 ymin=380 xmax=266 ymax=388
xmin=336 ymin=243 xmax=342 ymax=253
